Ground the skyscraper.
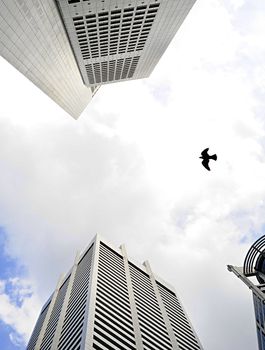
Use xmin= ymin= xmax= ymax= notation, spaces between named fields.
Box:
xmin=0 ymin=0 xmax=196 ymax=118
xmin=56 ymin=0 xmax=196 ymax=87
xmin=228 ymin=234 xmax=265 ymax=350
xmin=0 ymin=0 xmax=93 ymax=119
xmin=27 ymin=235 xmax=204 ymax=350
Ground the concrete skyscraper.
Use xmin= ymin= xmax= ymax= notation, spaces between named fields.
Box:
xmin=27 ymin=235 xmax=204 ymax=350
xmin=0 ymin=0 xmax=196 ymax=118
xmin=0 ymin=0 xmax=93 ymax=119
xmin=228 ymin=234 xmax=265 ymax=350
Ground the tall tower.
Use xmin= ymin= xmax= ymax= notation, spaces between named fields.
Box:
xmin=27 ymin=235 xmax=204 ymax=350
xmin=56 ymin=0 xmax=197 ymax=87
xmin=0 ymin=0 xmax=197 ymax=119
xmin=0 ymin=0 xmax=94 ymax=119
xmin=228 ymin=235 xmax=265 ymax=350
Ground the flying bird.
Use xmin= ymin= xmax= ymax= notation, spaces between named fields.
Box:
xmin=200 ymin=148 xmax=217 ymax=171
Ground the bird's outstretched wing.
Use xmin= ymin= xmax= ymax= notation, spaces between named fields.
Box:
xmin=202 ymin=159 xmax=210 ymax=171
xmin=201 ymin=148 xmax=209 ymax=157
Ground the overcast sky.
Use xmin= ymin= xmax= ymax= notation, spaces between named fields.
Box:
xmin=1 ymin=0 xmax=265 ymax=349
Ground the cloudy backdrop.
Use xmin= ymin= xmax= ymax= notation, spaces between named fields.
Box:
xmin=0 ymin=0 xmax=265 ymax=349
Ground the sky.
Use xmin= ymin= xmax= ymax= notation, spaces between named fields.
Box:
xmin=0 ymin=0 xmax=265 ymax=349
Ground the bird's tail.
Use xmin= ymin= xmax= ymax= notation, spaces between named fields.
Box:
xmin=210 ymin=154 xmax=217 ymax=161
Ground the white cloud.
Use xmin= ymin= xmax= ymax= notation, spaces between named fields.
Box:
xmin=9 ymin=332 xmax=25 ymax=348
xmin=0 ymin=278 xmax=41 ymax=344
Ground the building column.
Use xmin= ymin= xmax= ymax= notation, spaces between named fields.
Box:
xmin=83 ymin=234 xmax=101 ymax=349
xmin=120 ymin=244 xmax=144 ymax=350
xmin=34 ymin=274 xmax=64 ymax=349
xmin=143 ymin=260 xmax=180 ymax=350
xmin=51 ymin=252 xmax=80 ymax=350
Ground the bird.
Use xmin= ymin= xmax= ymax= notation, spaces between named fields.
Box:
xmin=199 ymin=148 xmax=217 ymax=171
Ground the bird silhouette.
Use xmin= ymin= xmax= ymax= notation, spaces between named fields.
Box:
xmin=199 ymin=148 xmax=217 ymax=171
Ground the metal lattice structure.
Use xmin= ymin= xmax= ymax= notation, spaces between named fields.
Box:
xmin=243 ymin=235 xmax=265 ymax=278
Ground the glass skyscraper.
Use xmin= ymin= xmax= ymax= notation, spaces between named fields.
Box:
xmin=27 ymin=235 xmax=204 ymax=350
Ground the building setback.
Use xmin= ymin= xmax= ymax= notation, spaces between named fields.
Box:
xmin=27 ymin=235 xmax=204 ymax=350
xmin=228 ymin=235 xmax=265 ymax=350
xmin=0 ymin=0 xmax=196 ymax=119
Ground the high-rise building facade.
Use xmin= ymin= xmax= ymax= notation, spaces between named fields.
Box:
xmin=27 ymin=235 xmax=204 ymax=350
xmin=0 ymin=0 xmax=196 ymax=118
xmin=56 ymin=0 xmax=196 ymax=87
xmin=228 ymin=235 xmax=265 ymax=350
xmin=0 ymin=0 xmax=94 ymax=119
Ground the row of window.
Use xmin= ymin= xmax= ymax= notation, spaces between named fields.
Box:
xmin=73 ymin=4 xmax=159 ymax=59
xmin=27 ymin=301 xmax=51 ymax=350
xmin=57 ymin=245 xmax=93 ymax=350
xmin=157 ymin=283 xmax=201 ymax=350
xmin=93 ymin=243 xmax=136 ymax=350
xmin=85 ymin=56 xmax=139 ymax=84
xmin=40 ymin=277 xmax=70 ymax=350
xmin=129 ymin=264 xmax=173 ymax=350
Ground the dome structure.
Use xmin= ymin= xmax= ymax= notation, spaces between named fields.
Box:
xmin=243 ymin=235 xmax=265 ymax=284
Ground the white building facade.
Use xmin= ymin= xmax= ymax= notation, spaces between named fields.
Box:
xmin=27 ymin=235 xmax=204 ymax=350
xmin=56 ymin=0 xmax=196 ymax=87
xmin=0 ymin=0 xmax=94 ymax=119
xmin=0 ymin=0 xmax=196 ymax=118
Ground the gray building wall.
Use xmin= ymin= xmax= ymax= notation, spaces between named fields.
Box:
xmin=27 ymin=235 xmax=204 ymax=350
xmin=0 ymin=0 xmax=93 ymax=119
